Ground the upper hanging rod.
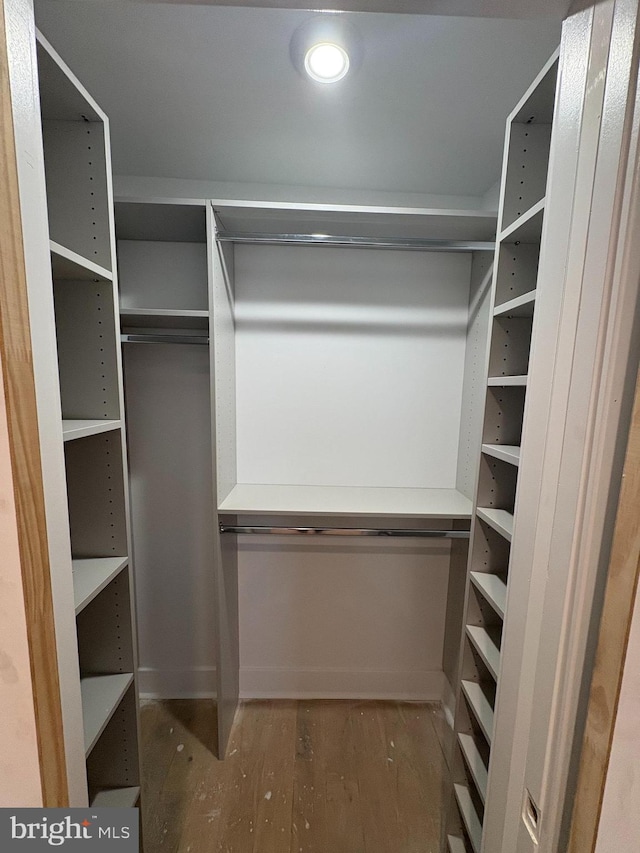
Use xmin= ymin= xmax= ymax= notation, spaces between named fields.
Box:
xmin=216 ymin=231 xmax=495 ymax=253
xmin=219 ymin=525 xmax=470 ymax=539
xmin=121 ymin=333 xmax=209 ymax=345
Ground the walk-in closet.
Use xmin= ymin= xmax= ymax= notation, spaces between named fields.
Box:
xmin=4 ymin=1 xmax=640 ymax=852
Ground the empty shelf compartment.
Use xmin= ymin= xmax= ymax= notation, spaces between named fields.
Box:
xmin=470 ymin=572 xmax=507 ymax=619
xmin=81 ymin=673 xmax=134 ymax=755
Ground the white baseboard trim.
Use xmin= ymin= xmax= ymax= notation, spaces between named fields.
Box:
xmin=442 ymin=675 xmax=456 ymax=728
xmin=138 ymin=665 xmax=447 ymax=702
xmin=138 ymin=666 xmax=217 ymax=699
xmin=239 ymin=667 xmax=447 ymax=701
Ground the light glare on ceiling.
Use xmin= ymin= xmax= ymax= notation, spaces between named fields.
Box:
xmin=304 ymin=43 xmax=350 ymax=83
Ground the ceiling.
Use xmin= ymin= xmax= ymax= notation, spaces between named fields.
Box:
xmin=35 ymin=2 xmax=561 ymax=200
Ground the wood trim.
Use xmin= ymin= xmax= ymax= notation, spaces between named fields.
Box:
xmin=0 ymin=0 xmax=69 ymax=806
xmin=568 ymin=366 xmax=640 ymax=852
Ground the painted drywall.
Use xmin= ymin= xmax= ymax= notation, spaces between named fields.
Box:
xmin=237 ymin=527 xmax=451 ymax=699
xmin=35 ymin=2 xmax=560 ymax=198
xmin=235 ymin=245 xmax=471 ymax=489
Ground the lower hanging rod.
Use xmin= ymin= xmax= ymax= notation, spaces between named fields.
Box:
xmin=121 ymin=333 xmax=209 ymax=345
xmin=219 ymin=525 xmax=470 ymax=539
xmin=216 ymin=231 xmax=495 ymax=253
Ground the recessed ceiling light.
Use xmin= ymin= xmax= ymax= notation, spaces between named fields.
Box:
xmin=304 ymin=43 xmax=350 ymax=83
xmin=290 ymin=15 xmax=362 ymax=85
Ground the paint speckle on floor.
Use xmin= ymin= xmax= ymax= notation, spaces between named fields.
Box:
xmin=264 ymin=791 xmax=272 ymax=800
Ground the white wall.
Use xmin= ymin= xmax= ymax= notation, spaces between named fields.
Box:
xmin=233 ymin=244 xmax=471 ymax=698
xmin=235 ymin=245 xmax=471 ymax=489
xmin=124 ymin=344 xmax=217 ymax=697
xmin=238 ymin=527 xmax=451 ymax=699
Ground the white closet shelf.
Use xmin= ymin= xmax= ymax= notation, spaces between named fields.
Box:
xmin=50 ymin=241 xmax=112 ymax=282
xmin=37 ymin=34 xmax=103 ymax=122
xmin=120 ymin=308 xmax=209 ymax=330
xmin=499 ymin=198 xmax=545 ymax=243
xmin=62 ymin=419 xmax=122 ymax=442
xmin=481 ymin=444 xmax=520 ymax=466
xmin=493 ymin=290 xmax=536 ymax=317
xmin=218 ymin=484 xmax=473 ymax=519
xmin=91 ymin=787 xmax=140 ymax=809
xmin=470 ymin=572 xmax=507 ymax=620
xmin=73 ymin=557 xmax=129 ymax=614
xmin=81 ymin=673 xmax=134 ymax=756
xmin=487 ymin=375 xmax=528 ymax=387
xmin=461 ymin=680 xmax=494 ymax=745
xmin=453 ymin=783 xmax=483 ymax=853
xmin=466 ymin=625 xmax=501 ymax=680
xmin=447 ymin=836 xmax=468 ymax=853
xmin=476 ymin=507 xmax=514 ymax=542
xmin=212 ymin=200 xmax=497 ymax=242
xmin=458 ymin=732 xmax=488 ymax=804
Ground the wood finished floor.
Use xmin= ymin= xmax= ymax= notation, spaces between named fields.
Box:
xmin=140 ymin=699 xmax=450 ymax=853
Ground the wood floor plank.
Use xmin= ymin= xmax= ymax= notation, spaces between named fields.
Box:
xmin=139 ymin=698 xmax=449 ymax=853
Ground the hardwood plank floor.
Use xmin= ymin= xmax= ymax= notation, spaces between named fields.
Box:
xmin=139 ymin=699 xmax=450 ymax=853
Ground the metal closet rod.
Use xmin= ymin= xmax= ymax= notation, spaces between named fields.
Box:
xmin=120 ymin=333 xmax=209 ymax=345
xmin=216 ymin=231 xmax=495 ymax=253
xmin=219 ymin=525 xmax=470 ymax=539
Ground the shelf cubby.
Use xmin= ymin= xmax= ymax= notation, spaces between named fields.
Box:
xmin=461 ymin=680 xmax=495 ymax=746
xmin=482 ymin=385 xmax=526 ymax=446
xmin=458 ymin=732 xmax=489 ymax=804
xmin=494 ymin=240 xmax=540 ymax=306
xmin=475 ymin=507 xmax=514 ymax=543
xmin=81 ymin=673 xmax=134 ymax=756
xmin=53 ymin=279 xmax=121 ymax=420
xmin=76 ymin=569 xmax=134 ymax=675
xmin=120 ymin=308 xmax=209 ymax=331
xmin=470 ymin=572 xmax=507 ymax=620
xmin=453 ymin=783 xmax=483 ymax=853
xmin=86 ymin=684 xmax=140 ymax=803
xmin=64 ymin=430 xmax=128 ymax=558
xmin=488 ymin=316 xmax=533 ymax=379
xmin=117 ymin=238 xmax=208 ymax=312
xmin=73 ymin=556 xmax=129 ymax=614
xmin=477 ymin=455 xmax=518 ymax=516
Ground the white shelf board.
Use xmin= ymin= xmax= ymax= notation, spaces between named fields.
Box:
xmin=212 ymin=200 xmax=497 ymax=242
xmin=499 ymin=198 xmax=545 ymax=243
xmin=81 ymin=673 xmax=134 ymax=756
xmin=218 ymin=484 xmax=473 ymax=519
xmin=73 ymin=557 xmax=129 ymax=614
xmin=447 ymin=836 xmax=468 ymax=853
xmin=487 ymin=375 xmax=528 ymax=387
xmin=461 ymin=680 xmax=494 ymax=745
xmin=91 ymin=787 xmax=140 ymax=809
xmin=120 ymin=308 xmax=209 ymax=330
xmin=470 ymin=572 xmax=507 ymax=620
xmin=493 ymin=290 xmax=536 ymax=318
xmin=50 ymin=241 xmax=112 ymax=281
xmin=62 ymin=419 xmax=122 ymax=442
xmin=453 ymin=783 xmax=483 ymax=853
xmin=476 ymin=507 xmax=514 ymax=542
xmin=466 ymin=625 xmax=501 ymax=680
xmin=482 ymin=444 xmax=520 ymax=466
xmin=458 ymin=733 xmax=488 ymax=804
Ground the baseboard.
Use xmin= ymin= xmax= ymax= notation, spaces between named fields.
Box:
xmin=138 ymin=666 xmax=217 ymax=699
xmin=138 ymin=665 xmax=447 ymax=701
xmin=442 ymin=675 xmax=456 ymax=728
xmin=239 ymin=667 xmax=447 ymax=701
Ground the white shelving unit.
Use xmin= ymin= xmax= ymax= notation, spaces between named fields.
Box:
xmin=35 ymin=32 xmax=141 ymax=809
xmin=445 ymin=50 xmax=559 ymax=852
